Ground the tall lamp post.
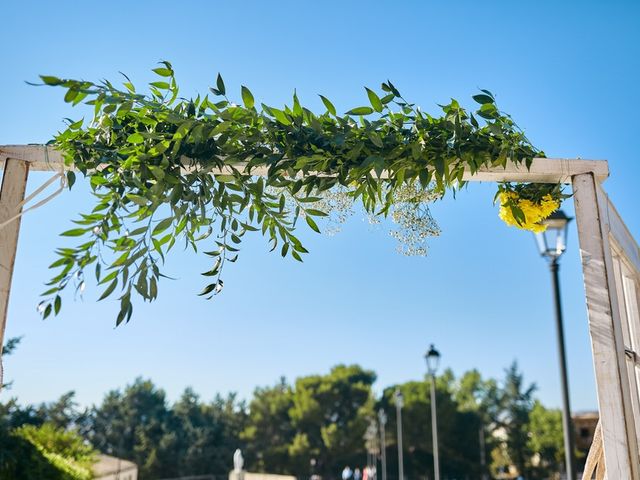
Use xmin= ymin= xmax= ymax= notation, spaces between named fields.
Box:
xmin=394 ymin=389 xmax=405 ymax=480
xmin=534 ymin=210 xmax=576 ymax=479
xmin=378 ymin=408 xmax=388 ymax=480
xmin=364 ymin=420 xmax=379 ymax=479
xmin=425 ymin=345 xmax=441 ymax=480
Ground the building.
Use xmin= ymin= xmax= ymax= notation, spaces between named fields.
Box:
xmin=93 ymin=454 xmax=138 ymax=480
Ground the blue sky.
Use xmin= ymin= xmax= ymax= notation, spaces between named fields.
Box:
xmin=1 ymin=0 xmax=639 ymax=412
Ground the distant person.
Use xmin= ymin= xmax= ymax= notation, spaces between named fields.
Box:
xmin=342 ymin=466 xmax=353 ymax=480
xmin=364 ymin=466 xmax=376 ymax=480
xmin=354 ymin=468 xmax=361 ymax=480
xmin=362 ymin=467 xmax=368 ymax=480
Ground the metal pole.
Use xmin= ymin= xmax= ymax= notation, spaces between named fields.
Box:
xmin=379 ymin=409 xmax=387 ymax=480
xmin=430 ymin=374 xmax=440 ymax=480
xmin=549 ymin=258 xmax=576 ymax=479
xmin=396 ymin=402 xmax=404 ymax=480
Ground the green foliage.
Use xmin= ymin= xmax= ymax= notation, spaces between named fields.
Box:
xmin=3 ymin=423 xmax=95 ymax=480
xmin=0 ymin=364 xmax=577 ymax=479
xmin=527 ymin=401 xmax=564 ymax=476
xmin=86 ymin=378 xmax=245 ymax=479
xmin=287 ymin=365 xmax=376 ymax=475
xmin=378 ymin=371 xmax=484 ymax=479
xmin=493 ymin=362 xmax=537 ymax=478
xmin=38 ymin=63 xmax=544 ymax=324
xmin=241 ymin=378 xmax=295 ymax=474
xmin=2 ymin=336 xmax=22 ymax=389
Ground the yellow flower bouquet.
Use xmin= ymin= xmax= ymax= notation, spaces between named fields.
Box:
xmin=497 ymin=183 xmax=568 ymax=233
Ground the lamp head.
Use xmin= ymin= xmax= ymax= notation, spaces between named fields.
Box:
xmin=535 ymin=209 xmax=572 ymax=259
xmin=425 ymin=344 xmax=441 ymax=375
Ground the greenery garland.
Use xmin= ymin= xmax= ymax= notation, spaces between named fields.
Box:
xmin=35 ymin=61 xmax=561 ymax=324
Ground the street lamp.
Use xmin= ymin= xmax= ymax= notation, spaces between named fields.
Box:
xmin=364 ymin=420 xmax=379 ymax=480
xmin=378 ymin=408 xmax=388 ymax=480
xmin=394 ymin=389 xmax=405 ymax=480
xmin=534 ymin=209 xmax=576 ymax=480
xmin=425 ymin=345 xmax=440 ymax=480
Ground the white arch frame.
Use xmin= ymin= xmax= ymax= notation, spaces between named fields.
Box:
xmin=1 ymin=145 xmax=638 ymax=478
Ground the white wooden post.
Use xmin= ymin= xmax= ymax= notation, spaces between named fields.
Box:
xmin=573 ymin=172 xmax=640 ymax=479
xmin=0 ymin=158 xmax=29 ymax=377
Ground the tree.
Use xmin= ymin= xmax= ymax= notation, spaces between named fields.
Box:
xmin=380 ymin=370 xmax=485 ymax=480
xmin=242 ymin=377 xmax=295 ymax=474
xmin=1 ymin=336 xmax=22 ymax=390
xmin=87 ymin=378 xmax=174 ymax=479
xmin=495 ymin=362 xmax=537 ymax=478
xmin=527 ymin=400 xmax=564 ymax=478
xmin=1 ymin=422 xmax=95 ymax=480
xmin=288 ymin=365 xmax=376 ymax=477
xmin=453 ymin=369 xmax=503 ymax=477
xmin=165 ymin=388 xmax=246 ymax=476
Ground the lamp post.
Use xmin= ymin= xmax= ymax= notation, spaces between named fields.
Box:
xmin=534 ymin=209 xmax=576 ymax=479
xmin=394 ymin=389 xmax=405 ymax=480
xmin=378 ymin=409 xmax=388 ymax=480
xmin=425 ymin=345 xmax=441 ymax=480
xmin=364 ymin=421 xmax=378 ymax=480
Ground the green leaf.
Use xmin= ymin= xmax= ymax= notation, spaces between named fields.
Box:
xmin=60 ymin=228 xmax=87 ymax=237
xmin=98 ymin=279 xmax=117 ymax=301
xmin=477 ymin=103 xmax=498 ymax=119
xmin=64 ymin=88 xmax=79 ymax=103
xmin=305 ymin=215 xmax=320 ymax=233
xmin=153 ymin=67 xmax=173 ymax=77
xmin=216 ymin=73 xmax=226 ymax=95
xmin=153 ymin=217 xmax=173 ymax=235
xmin=305 ymin=209 xmax=328 ymax=217
xmin=127 ymin=194 xmax=148 ymax=206
xmin=198 ymin=283 xmax=216 ymax=296
xmin=150 ymin=81 xmax=170 ymax=90
xmin=54 ymin=295 xmax=61 ymax=315
xmin=366 ymin=88 xmax=383 ymax=112
xmin=319 ymin=95 xmax=336 ymax=116
xmin=241 ymin=86 xmax=255 ymax=109
xmin=40 ymin=75 xmax=63 ymax=86
xmin=346 ymin=106 xmax=374 ymax=116
xmin=127 ymin=132 xmax=144 ymax=144
xmin=472 ymin=94 xmax=494 ymax=105
xmin=66 ymin=171 xmax=76 ymax=189
xmin=271 ymin=108 xmax=291 ymax=126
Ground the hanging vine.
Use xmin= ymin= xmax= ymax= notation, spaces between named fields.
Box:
xmin=34 ymin=62 xmax=564 ymax=324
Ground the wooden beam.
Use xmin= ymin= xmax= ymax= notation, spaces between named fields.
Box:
xmin=0 ymin=144 xmax=609 ymax=184
xmin=573 ymin=172 xmax=640 ymax=479
xmin=598 ymin=188 xmax=640 ymax=275
xmin=0 ymin=158 xmax=29 ymax=374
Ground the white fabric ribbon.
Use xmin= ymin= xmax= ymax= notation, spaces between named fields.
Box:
xmin=0 ymin=147 xmax=67 ymax=231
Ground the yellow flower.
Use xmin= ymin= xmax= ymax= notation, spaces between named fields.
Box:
xmin=498 ymin=192 xmax=559 ymax=233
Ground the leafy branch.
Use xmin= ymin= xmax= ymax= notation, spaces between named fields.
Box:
xmin=36 ymin=61 xmax=548 ymax=324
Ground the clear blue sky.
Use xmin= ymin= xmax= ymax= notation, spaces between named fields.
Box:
xmin=1 ymin=0 xmax=638 ymax=412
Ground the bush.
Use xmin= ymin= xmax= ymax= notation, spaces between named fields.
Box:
xmin=0 ymin=423 xmax=95 ymax=480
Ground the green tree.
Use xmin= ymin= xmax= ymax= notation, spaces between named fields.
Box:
xmin=453 ymin=369 xmax=502 ymax=478
xmin=1 ymin=422 xmax=95 ymax=480
xmin=380 ymin=370 xmax=483 ymax=480
xmin=242 ymin=377 xmax=295 ymax=474
xmin=527 ymin=400 xmax=563 ymax=478
xmin=88 ymin=378 xmax=174 ymax=479
xmin=496 ymin=362 xmax=537 ymax=477
xmin=171 ymin=389 xmax=247 ymax=476
xmin=1 ymin=336 xmax=22 ymax=390
xmin=288 ymin=365 xmax=376 ymax=477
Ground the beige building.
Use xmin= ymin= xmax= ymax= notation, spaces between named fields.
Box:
xmin=93 ymin=454 xmax=138 ymax=480
xmin=573 ymin=411 xmax=599 ymax=453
